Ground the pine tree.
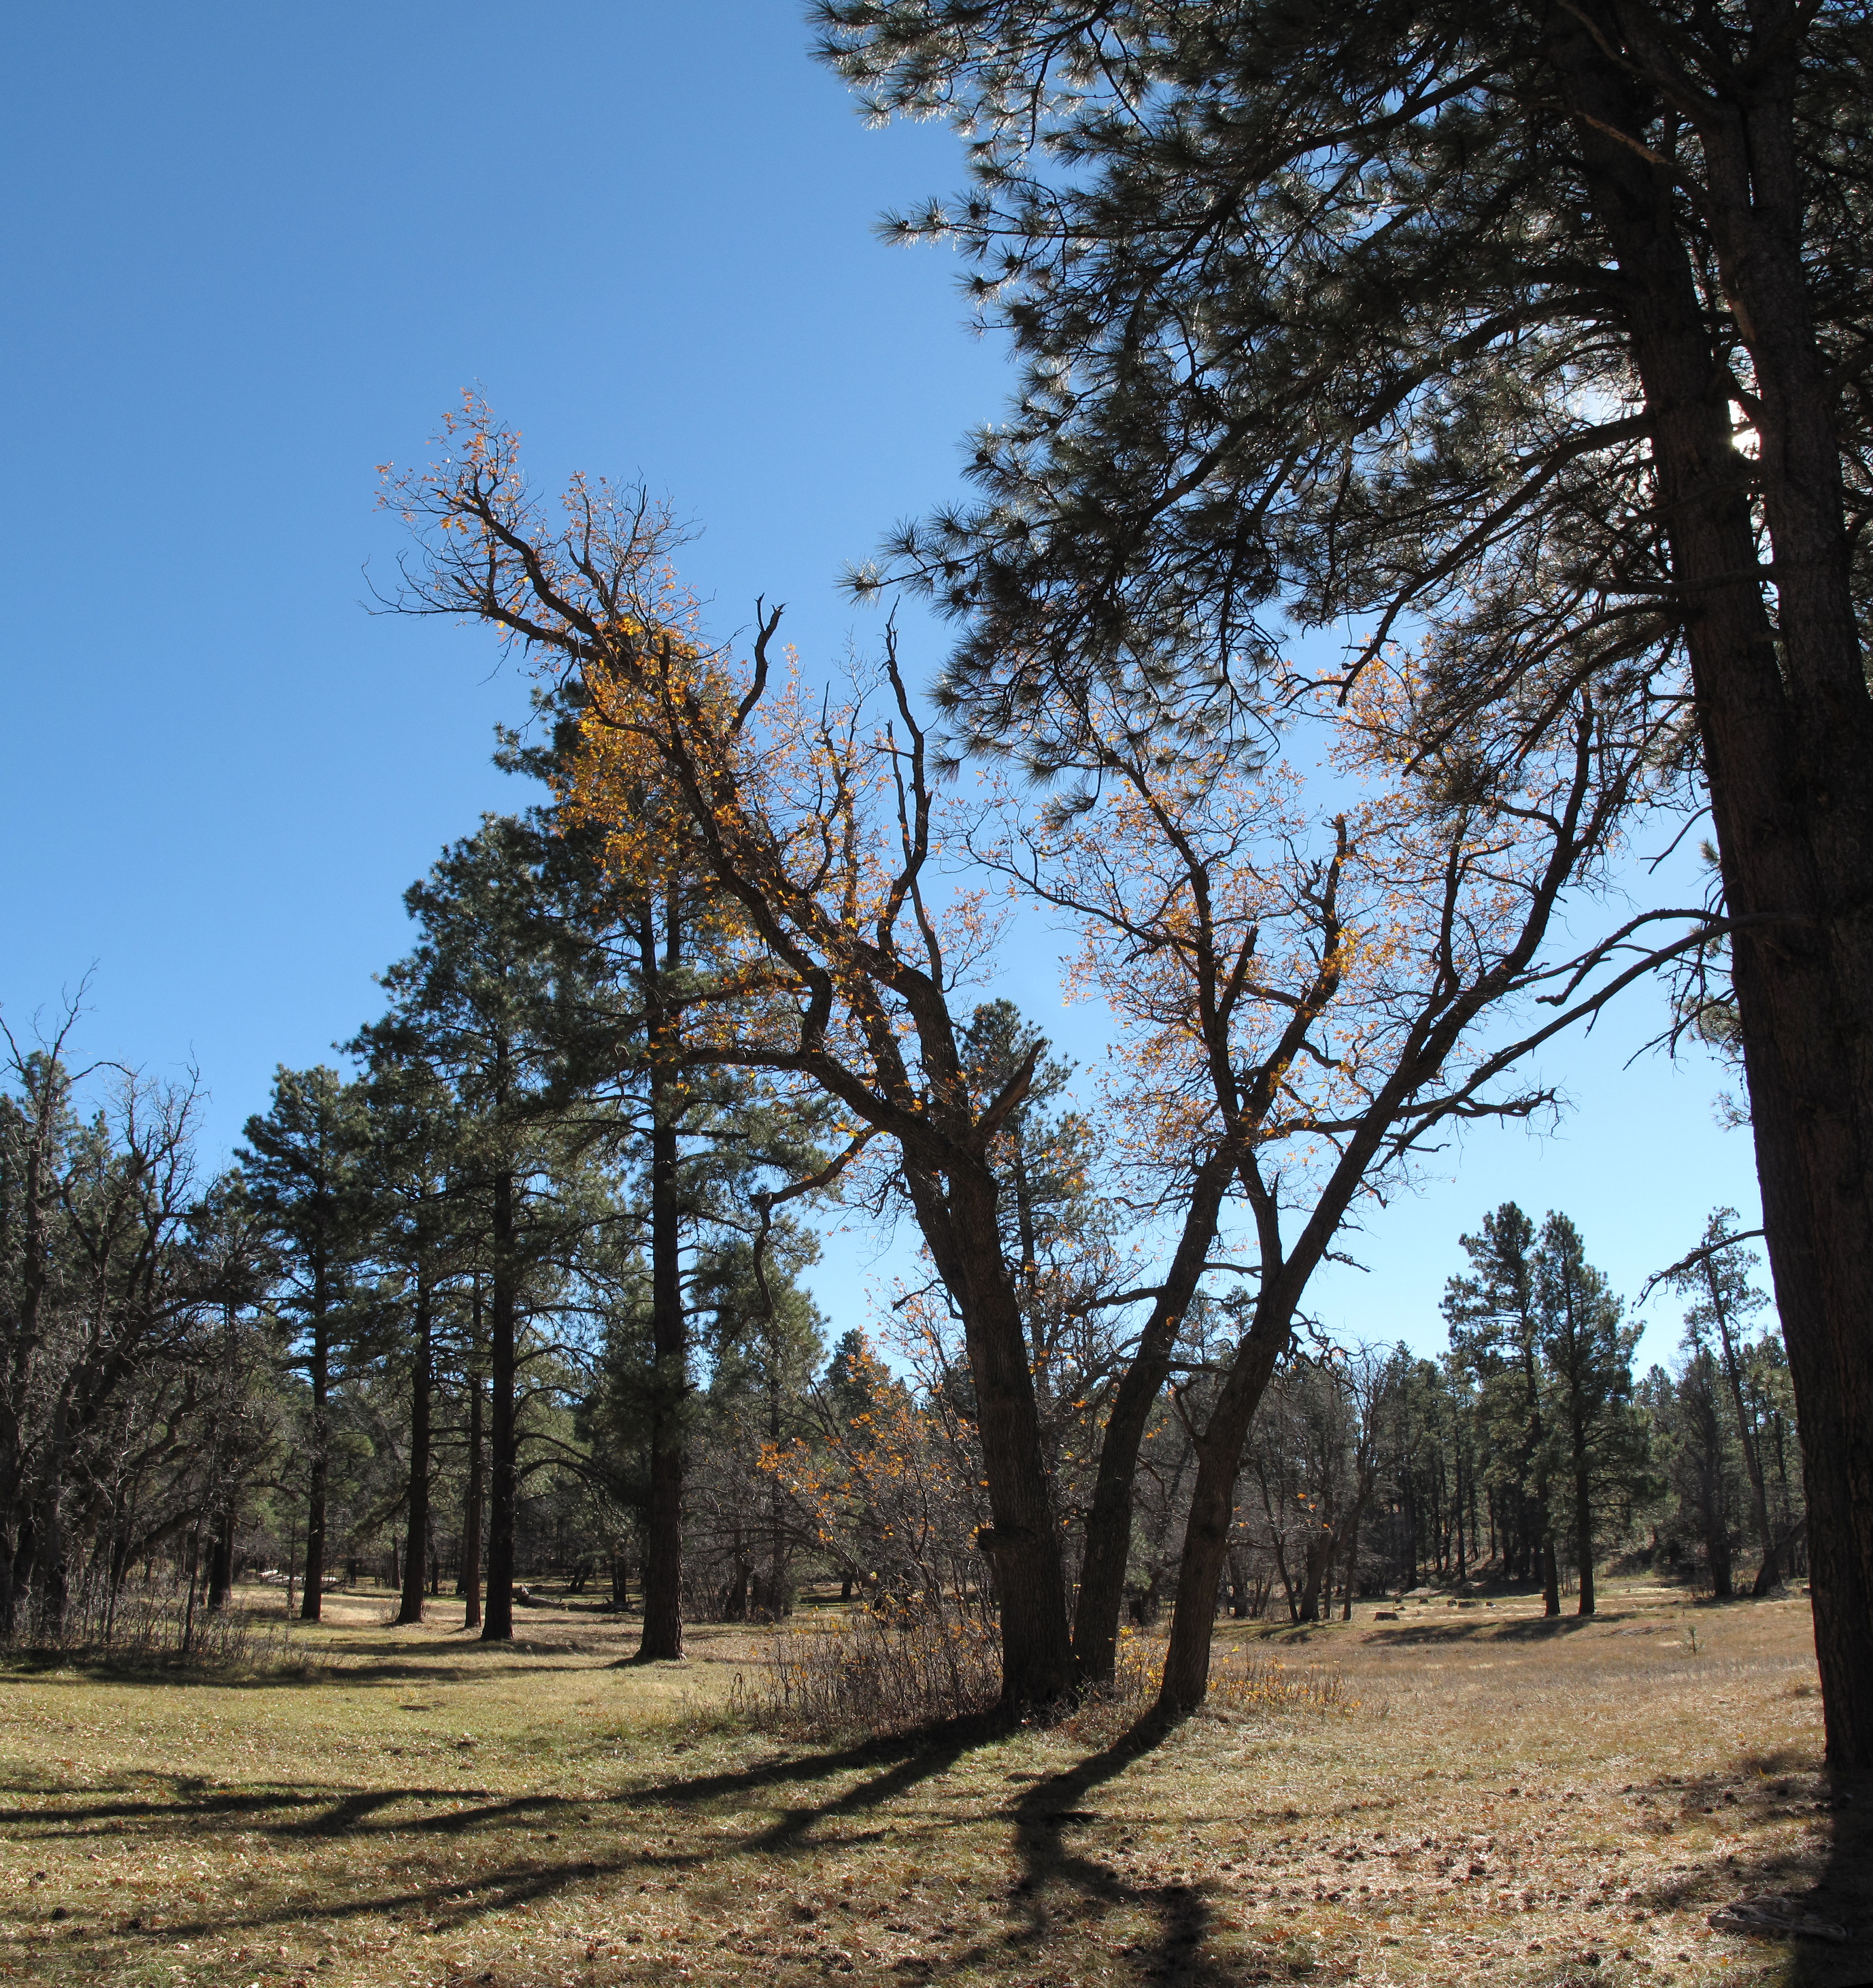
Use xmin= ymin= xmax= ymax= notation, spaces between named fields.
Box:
xmin=1445 ymin=1204 xmax=1560 ymax=1616
xmin=1657 ymin=1211 xmax=1788 ymax=1592
xmin=819 ymin=0 xmax=1873 ymax=1766
xmin=1661 ymin=1343 xmax=1742 ymax=1598
xmin=348 ymin=1047 xmax=462 ymax=1626
xmin=239 ymin=1066 xmax=367 ymax=1623
xmin=370 ymin=820 xmax=587 ymax=1642
xmin=1532 ymin=1214 xmax=1649 ymax=1617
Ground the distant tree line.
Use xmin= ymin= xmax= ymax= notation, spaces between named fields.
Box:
xmin=3 ymin=877 xmax=1794 ymax=1656
xmin=4 ymin=417 xmax=1784 ymax=1720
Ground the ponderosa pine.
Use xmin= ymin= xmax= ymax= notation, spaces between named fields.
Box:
xmin=818 ymin=0 xmax=1873 ymax=1766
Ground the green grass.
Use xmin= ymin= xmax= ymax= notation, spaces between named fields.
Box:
xmin=0 ymin=1580 xmax=1862 ymax=1987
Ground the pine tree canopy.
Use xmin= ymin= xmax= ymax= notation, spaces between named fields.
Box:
xmin=818 ymin=0 xmax=1872 ymax=777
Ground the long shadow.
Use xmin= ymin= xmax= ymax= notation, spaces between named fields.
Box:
xmin=1361 ymin=1615 xmax=1607 ymax=1647
xmin=9 ymin=1695 xmax=1283 ymax=1982
xmin=0 ymin=1777 xmax=582 ymax=1844
xmin=990 ymin=1710 xmax=1262 ymax=1986
xmin=1617 ymin=1751 xmax=1873 ymax=1987
xmin=617 ymin=1713 xmax=1001 ymax=1815
xmin=14 ymin=1721 xmax=1017 ymax=1954
xmin=82 ymin=1848 xmax=646 ymax=1949
xmin=0 ymin=1655 xmax=548 ymax=1691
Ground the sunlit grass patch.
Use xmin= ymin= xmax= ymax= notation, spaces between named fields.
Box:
xmin=0 ymin=1577 xmax=1855 ymax=1988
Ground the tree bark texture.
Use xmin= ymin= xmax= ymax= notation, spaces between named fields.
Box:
xmin=905 ymin=1156 xmax=1076 ymax=1708
xmin=1071 ymin=1148 xmax=1236 ymax=1683
xmin=635 ymin=1099 xmax=687 ymax=1662
xmin=481 ymin=1171 xmax=518 ymax=1643
xmin=398 ymin=1277 xmax=433 ymax=1625
xmin=1158 ymin=1298 xmax=1294 ymax=1713
xmin=1551 ymin=16 xmax=1873 ymax=1763
xmin=462 ymin=1367 xmax=484 ymax=1630
xmin=637 ymin=899 xmax=688 ymax=1664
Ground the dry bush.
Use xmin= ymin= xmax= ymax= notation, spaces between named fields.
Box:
xmin=1062 ymin=1628 xmax=1361 ymax=1742
xmin=10 ymin=1573 xmax=282 ymax=1668
xmin=734 ymin=1598 xmax=1001 ymax=1736
xmin=738 ymin=1610 xmax=1362 ymax=1745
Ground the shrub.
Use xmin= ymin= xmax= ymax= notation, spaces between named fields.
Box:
xmin=734 ymin=1597 xmax=1000 ymax=1737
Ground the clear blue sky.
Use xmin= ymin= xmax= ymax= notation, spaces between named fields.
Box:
xmin=1 ymin=2 xmax=1761 ymax=1369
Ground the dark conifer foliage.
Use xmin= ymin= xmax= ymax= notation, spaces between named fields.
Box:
xmin=239 ymin=1067 xmax=369 ymax=1622
xmin=816 ymin=0 xmax=1873 ymax=1763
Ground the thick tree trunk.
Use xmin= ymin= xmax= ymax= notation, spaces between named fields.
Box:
xmin=1072 ymin=1150 xmax=1235 ymax=1683
xmin=1574 ymin=1450 xmax=1596 ymax=1619
xmin=1298 ymin=1530 xmax=1331 ymax=1623
xmin=1160 ymin=1300 xmax=1294 ymax=1713
xmin=1553 ymin=6 xmax=1873 ymax=1771
xmin=1068 ymin=1315 xmax=1179 ymax=1679
xmin=301 ymin=1304 xmax=329 ymax=1623
xmin=398 ymin=1278 xmax=433 ymax=1625
xmin=636 ymin=1083 xmax=687 ymax=1662
xmin=462 ymin=1369 xmax=484 ymax=1630
xmin=482 ymin=1173 xmax=518 ymax=1643
xmin=907 ymin=1158 xmax=1075 ymax=1709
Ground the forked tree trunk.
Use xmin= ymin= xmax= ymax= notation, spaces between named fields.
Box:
xmin=1160 ymin=1298 xmax=1296 ymax=1713
xmin=1072 ymin=1150 xmax=1236 ymax=1683
xmin=1297 ymin=1530 xmax=1332 ymax=1623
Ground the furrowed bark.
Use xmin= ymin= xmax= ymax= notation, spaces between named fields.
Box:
xmin=1554 ymin=14 xmax=1873 ymax=1764
xmin=636 ymin=896 xmax=688 ymax=1664
xmin=1158 ymin=1298 xmax=1294 ymax=1713
xmin=635 ymin=1102 xmax=687 ymax=1661
xmin=905 ymin=1155 xmax=1076 ymax=1709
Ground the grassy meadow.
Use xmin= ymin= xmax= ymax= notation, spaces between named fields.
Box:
xmin=0 ymin=1580 xmax=1863 ymax=1988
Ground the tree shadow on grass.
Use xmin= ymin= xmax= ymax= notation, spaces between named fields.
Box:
xmin=1360 ymin=1615 xmax=1608 ymax=1646
xmin=0 ymin=1645 xmax=615 ymax=1692
xmin=5 ymin=1698 xmax=1289 ymax=1983
xmin=1621 ymin=1749 xmax=1873 ymax=1987
xmin=989 ymin=1708 xmax=1301 ymax=1987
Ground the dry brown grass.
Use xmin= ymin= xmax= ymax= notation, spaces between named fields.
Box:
xmin=0 ymin=1577 xmax=1861 ymax=1988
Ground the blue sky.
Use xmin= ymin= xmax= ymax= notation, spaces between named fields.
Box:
xmin=1 ymin=2 xmax=1762 ymax=1369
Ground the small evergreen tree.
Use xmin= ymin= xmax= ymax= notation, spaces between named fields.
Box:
xmin=1533 ymin=1214 xmax=1649 ymax=1617
xmin=238 ymin=1066 xmax=368 ymax=1621
xmin=1445 ymin=1204 xmax=1559 ymax=1615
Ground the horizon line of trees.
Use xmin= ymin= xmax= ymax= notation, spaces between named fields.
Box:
xmin=2 ymin=899 xmax=1794 ymax=1652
